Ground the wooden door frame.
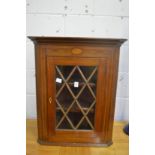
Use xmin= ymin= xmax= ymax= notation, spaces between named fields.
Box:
xmin=46 ymin=57 xmax=108 ymax=145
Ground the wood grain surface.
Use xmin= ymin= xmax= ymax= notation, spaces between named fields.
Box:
xmin=26 ymin=119 xmax=129 ymax=155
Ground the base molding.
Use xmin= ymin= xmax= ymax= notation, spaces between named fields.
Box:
xmin=37 ymin=139 xmax=113 ymax=147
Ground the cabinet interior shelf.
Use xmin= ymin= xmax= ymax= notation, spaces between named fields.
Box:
xmin=56 ymin=82 xmax=96 ymax=87
xmin=56 ymin=107 xmax=95 ymax=113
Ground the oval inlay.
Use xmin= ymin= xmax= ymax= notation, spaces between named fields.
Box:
xmin=71 ymin=48 xmax=82 ymax=54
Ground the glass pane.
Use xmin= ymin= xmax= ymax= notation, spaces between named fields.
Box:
xmin=55 ymin=65 xmax=98 ymax=130
xmin=56 ymin=111 xmax=63 ymax=125
xmin=78 ymin=118 xmax=91 ymax=130
xmin=57 ymin=86 xmax=73 ymax=111
xmin=58 ymin=118 xmax=72 ymax=129
xmin=68 ymin=68 xmax=84 ymax=96
xmin=67 ymin=103 xmax=83 ymax=127
xmin=57 ymin=66 xmax=74 ymax=79
xmin=79 ymin=66 xmax=96 ymax=79
xmin=78 ymin=87 xmax=94 ymax=109
xmin=55 ymin=68 xmax=64 ymax=92
xmin=89 ymin=70 xmax=97 ymax=94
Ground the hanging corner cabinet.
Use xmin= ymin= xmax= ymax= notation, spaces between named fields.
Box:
xmin=29 ymin=37 xmax=126 ymax=147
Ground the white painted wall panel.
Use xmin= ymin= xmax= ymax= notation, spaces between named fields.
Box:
xmin=26 ymin=14 xmax=64 ymax=36
xmin=26 ymin=70 xmax=36 ymax=94
xmin=26 ymin=37 xmax=32 ymax=43
xmin=119 ymin=45 xmax=129 ymax=72
xmin=64 ymin=0 xmax=93 ymax=15
xmin=94 ymin=0 xmax=129 ymax=16
xmin=26 ymin=0 xmax=65 ymax=14
xmin=65 ymin=15 xmax=93 ymax=37
xmin=93 ymin=16 xmax=128 ymax=38
xmin=121 ymin=17 xmax=129 ymax=38
xmin=27 ymin=0 xmax=93 ymax=15
xmin=116 ymin=72 xmax=129 ymax=98
xmin=26 ymin=42 xmax=35 ymax=69
xmin=65 ymin=16 xmax=129 ymax=38
xmin=26 ymin=95 xmax=36 ymax=118
xmin=115 ymin=97 xmax=129 ymax=121
xmin=122 ymin=39 xmax=129 ymax=46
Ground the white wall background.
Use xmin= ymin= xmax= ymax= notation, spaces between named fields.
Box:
xmin=26 ymin=0 xmax=129 ymax=121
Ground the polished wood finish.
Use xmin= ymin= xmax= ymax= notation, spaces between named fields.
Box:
xmin=26 ymin=119 xmax=129 ymax=155
xmin=29 ymin=37 xmax=126 ymax=146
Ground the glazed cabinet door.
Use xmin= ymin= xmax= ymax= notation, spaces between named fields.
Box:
xmin=46 ymin=57 xmax=107 ymax=145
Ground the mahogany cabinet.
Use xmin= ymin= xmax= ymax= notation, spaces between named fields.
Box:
xmin=29 ymin=37 xmax=126 ymax=147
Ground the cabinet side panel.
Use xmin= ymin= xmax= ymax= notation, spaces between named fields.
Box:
xmin=35 ymin=45 xmax=42 ymax=140
xmin=35 ymin=44 xmax=48 ymax=141
xmin=108 ymin=48 xmax=120 ymax=141
xmin=103 ymin=47 xmax=120 ymax=142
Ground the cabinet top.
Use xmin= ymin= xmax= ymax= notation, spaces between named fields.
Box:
xmin=28 ymin=36 xmax=126 ymax=46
